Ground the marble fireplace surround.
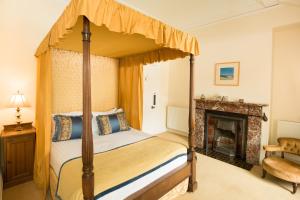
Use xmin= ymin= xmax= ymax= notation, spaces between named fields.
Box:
xmin=195 ymin=99 xmax=268 ymax=164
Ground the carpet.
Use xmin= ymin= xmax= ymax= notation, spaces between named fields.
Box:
xmin=175 ymin=154 xmax=299 ymax=200
xmin=2 ymin=181 xmax=43 ymax=200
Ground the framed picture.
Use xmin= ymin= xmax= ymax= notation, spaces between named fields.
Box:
xmin=215 ymin=62 xmax=240 ymax=86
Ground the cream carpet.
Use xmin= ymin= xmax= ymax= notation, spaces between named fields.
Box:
xmin=175 ymin=154 xmax=299 ymax=200
xmin=2 ymin=181 xmax=43 ymax=200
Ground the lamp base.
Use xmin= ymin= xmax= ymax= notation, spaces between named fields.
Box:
xmin=15 ymin=107 xmax=23 ymax=131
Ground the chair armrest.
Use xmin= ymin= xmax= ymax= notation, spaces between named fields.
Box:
xmin=263 ymin=145 xmax=283 ymax=152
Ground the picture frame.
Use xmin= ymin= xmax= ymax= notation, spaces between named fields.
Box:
xmin=215 ymin=62 xmax=240 ymax=86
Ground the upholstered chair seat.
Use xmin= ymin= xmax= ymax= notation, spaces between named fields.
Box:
xmin=263 ymin=157 xmax=300 ymax=183
xmin=262 ymin=137 xmax=300 ymax=194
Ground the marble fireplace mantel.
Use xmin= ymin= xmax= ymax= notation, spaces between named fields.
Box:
xmin=194 ymin=98 xmax=268 ymax=164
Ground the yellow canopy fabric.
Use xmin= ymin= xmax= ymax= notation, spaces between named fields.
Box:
xmin=34 ymin=0 xmax=200 ymax=197
xmin=118 ymin=61 xmax=143 ymax=129
xmin=34 ymin=50 xmax=52 ymax=196
xmin=35 ymin=0 xmax=199 ymax=61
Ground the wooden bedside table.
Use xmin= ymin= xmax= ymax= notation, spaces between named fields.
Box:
xmin=0 ymin=122 xmax=36 ymax=188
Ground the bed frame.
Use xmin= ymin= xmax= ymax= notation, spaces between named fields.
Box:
xmin=81 ymin=17 xmax=197 ymax=200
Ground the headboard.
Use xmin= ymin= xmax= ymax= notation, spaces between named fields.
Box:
xmin=51 ymin=48 xmax=119 ymax=113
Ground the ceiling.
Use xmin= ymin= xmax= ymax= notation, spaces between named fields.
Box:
xmin=116 ymin=0 xmax=281 ymax=30
xmin=47 ymin=0 xmax=300 ymax=32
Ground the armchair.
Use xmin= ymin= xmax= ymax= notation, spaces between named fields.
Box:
xmin=262 ymin=137 xmax=300 ymax=194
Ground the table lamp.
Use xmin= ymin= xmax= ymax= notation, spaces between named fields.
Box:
xmin=9 ymin=91 xmax=28 ymax=131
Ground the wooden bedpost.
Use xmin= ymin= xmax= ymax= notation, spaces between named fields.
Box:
xmin=82 ymin=16 xmax=94 ymax=200
xmin=188 ymin=54 xmax=198 ymax=192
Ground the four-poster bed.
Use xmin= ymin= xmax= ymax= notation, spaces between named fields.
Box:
xmin=34 ymin=0 xmax=199 ymax=199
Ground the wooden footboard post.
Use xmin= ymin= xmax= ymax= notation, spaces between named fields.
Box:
xmin=188 ymin=54 xmax=198 ymax=192
xmin=82 ymin=16 xmax=94 ymax=200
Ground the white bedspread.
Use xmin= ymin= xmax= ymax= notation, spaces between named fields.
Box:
xmin=51 ymin=129 xmax=151 ymax=176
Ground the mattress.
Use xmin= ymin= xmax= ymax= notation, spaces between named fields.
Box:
xmin=50 ymin=130 xmax=188 ymax=200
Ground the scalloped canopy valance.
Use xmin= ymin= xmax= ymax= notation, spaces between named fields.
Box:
xmin=35 ymin=0 xmax=199 ymax=63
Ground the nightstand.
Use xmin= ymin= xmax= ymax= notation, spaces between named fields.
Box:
xmin=0 ymin=122 xmax=35 ymax=188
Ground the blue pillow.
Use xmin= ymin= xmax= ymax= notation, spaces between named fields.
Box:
xmin=96 ymin=112 xmax=129 ymax=135
xmin=52 ymin=115 xmax=83 ymax=142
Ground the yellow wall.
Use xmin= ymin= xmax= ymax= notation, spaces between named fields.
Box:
xmin=169 ymin=4 xmax=300 ymax=107
xmin=167 ymin=4 xmax=300 ymax=160
xmin=271 ymin=23 xmax=300 ymax=143
xmin=0 ymin=0 xmax=68 ymax=129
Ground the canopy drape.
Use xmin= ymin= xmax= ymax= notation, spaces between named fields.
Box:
xmin=34 ymin=0 xmax=199 ymax=197
xmin=118 ymin=61 xmax=143 ymax=129
xmin=34 ymin=50 xmax=52 ymax=196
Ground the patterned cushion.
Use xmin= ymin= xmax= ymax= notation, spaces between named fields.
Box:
xmin=52 ymin=115 xmax=83 ymax=142
xmin=96 ymin=112 xmax=129 ymax=135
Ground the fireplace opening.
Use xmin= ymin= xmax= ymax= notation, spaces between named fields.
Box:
xmin=204 ymin=110 xmax=248 ymax=161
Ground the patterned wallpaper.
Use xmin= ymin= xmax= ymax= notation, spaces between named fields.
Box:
xmin=51 ymin=48 xmax=119 ymax=113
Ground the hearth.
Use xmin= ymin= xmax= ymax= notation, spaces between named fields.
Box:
xmin=195 ymin=99 xmax=268 ymax=165
xmin=204 ymin=110 xmax=248 ymax=161
xmin=196 ymin=148 xmax=253 ymax=170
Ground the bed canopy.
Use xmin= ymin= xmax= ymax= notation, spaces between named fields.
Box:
xmin=34 ymin=0 xmax=199 ymax=199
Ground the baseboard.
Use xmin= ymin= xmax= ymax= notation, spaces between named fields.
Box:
xmin=166 ymin=129 xmax=188 ymax=137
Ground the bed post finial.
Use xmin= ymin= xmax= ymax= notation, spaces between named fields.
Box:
xmin=82 ymin=16 xmax=94 ymax=200
xmin=188 ymin=54 xmax=198 ymax=192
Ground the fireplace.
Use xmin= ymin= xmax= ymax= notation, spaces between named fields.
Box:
xmin=195 ymin=99 xmax=268 ymax=165
xmin=204 ymin=110 xmax=248 ymax=160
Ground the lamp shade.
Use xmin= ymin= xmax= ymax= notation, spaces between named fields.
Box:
xmin=10 ymin=91 xmax=28 ymax=108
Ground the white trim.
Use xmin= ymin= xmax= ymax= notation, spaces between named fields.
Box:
xmin=167 ymin=129 xmax=188 ymax=137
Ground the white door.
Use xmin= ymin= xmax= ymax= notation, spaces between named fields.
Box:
xmin=143 ymin=62 xmax=169 ymax=134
